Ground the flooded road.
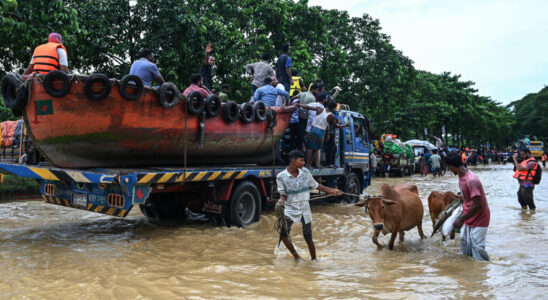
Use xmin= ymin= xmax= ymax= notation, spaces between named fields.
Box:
xmin=0 ymin=164 xmax=546 ymax=299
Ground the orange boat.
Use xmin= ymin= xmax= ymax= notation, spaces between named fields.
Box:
xmin=0 ymin=72 xmax=289 ymax=168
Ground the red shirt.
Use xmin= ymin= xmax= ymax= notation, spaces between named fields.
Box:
xmin=459 ymin=170 xmax=490 ymax=227
xmin=183 ymin=84 xmax=210 ymax=98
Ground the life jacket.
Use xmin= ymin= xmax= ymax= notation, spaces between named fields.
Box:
xmin=290 ymin=76 xmax=303 ymax=96
xmin=461 ymin=153 xmax=467 ymax=163
xmin=31 ymin=42 xmax=67 ymax=74
xmin=513 ymin=158 xmax=537 ymax=181
xmin=542 ymin=154 xmax=547 ymax=162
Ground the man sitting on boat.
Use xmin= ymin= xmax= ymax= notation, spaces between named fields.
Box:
xmin=129 ymin=48 xmax=165 ymax=87
xmin=183 ymin=73 xmax=211 ymax=98
xmin=23 ymin=32 xmax=69 ymax=75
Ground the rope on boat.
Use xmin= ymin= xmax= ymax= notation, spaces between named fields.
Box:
xmin=184 ymin=93 xmax=188 ymax=181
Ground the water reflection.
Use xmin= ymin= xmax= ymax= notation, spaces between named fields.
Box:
xmin=0 ymin=164 xmax=546 ymax=298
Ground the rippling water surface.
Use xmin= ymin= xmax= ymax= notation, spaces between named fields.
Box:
xmin=0 ymin=164 xmax=546 ymax=299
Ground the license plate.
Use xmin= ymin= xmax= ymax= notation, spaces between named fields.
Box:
xmin=72 ymin=193 xmax=88 ymax=208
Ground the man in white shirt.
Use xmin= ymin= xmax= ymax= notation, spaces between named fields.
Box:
xmin=276 ymin=150 xmax=343 ymax=260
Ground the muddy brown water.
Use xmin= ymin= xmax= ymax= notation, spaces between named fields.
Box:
xmin=0 ymin=164 xmax=546 ymax=299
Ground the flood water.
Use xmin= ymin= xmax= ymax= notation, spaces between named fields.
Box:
xmin=0 ymin=164 xmax=546 ymax=299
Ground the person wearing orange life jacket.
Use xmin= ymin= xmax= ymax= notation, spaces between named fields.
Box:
xmin=289 ymin=69 xmax=305 ymax=97
xmin=542 ymin=152 xmax=547 ymax=168
xmin=23 ymin=33 xmax=68 ymax=75
xmin=513 ymin=148 xmax=538 ymax=210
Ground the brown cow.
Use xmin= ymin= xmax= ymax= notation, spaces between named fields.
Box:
xmin=427 ymin=191 xmax=460 ymax=240
xmin=355 ymin=184 xmax=426 ymax=250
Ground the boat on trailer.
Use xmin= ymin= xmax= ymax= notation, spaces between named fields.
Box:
xmin=1 ymin=71 xmax=289 ymax=168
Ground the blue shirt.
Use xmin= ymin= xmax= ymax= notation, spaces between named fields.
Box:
xmin=253 ymin=85 xmax=290 ymax=107
xmin=290 ymin=99 xmax=299 ymax=124
xmin=129 ymin=58 xmax=161 ymax=86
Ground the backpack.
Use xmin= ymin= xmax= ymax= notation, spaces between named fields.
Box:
xmin=528 ymin=161 xmax=542 ymax=184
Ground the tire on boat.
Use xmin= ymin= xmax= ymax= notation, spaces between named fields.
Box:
xmin=222 ymin=100 xmax=240 ymax=123
xmin=266 ymin=108 xmax=278 ymax=127
xmin=253 ymin=101 xmax=267 ymax=122
xmin=159 ymin=82 xmax=181 ymax=109
xmin=240 ymin=102 xmax=255 ymax=123
xmin=119 ymin=74 xmax=144 ymax=101
xmin=227 ymin=181 xmax=261 ymax=227
xmin=186 ymin=91 xmax=205 ymax=115
xmin=205 ymin=94 xmax=222 ymax=117
xmin=84 ymin=73 xmax=112 ymax=101
xmin=43 ymin=70 xmax=71 ymax=98
xmin=1 ymin=73 xmax=27 ymax=110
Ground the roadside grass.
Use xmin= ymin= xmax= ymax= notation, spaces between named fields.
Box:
xmin=0 ymin=174 xmax=40 ymax=200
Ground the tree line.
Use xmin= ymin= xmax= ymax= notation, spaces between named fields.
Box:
xmin=0 ymin=0 xmax=535 ymax=148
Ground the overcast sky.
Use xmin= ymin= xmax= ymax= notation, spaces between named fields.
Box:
xmin=308 ymin=0 xmax=548 ymax=105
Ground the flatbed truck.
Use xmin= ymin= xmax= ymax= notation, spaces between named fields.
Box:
xmin=0 ymin=107 xmax=371 ymax=227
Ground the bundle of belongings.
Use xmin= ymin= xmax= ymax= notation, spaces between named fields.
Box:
xmin=1 ymin=120 xmax=24 ymax=148
xmin=383 ymin=134 xmax=414 ymax=159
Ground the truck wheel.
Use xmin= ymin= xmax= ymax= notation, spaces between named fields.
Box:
xmin=139 ymin=193 xmax=186 ymax=221
xmin=343 ymin=172 xmax=361 ymax=204
xmin=228 ymin=181 xmax=261 ymax=227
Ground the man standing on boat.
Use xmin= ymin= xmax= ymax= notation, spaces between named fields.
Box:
xmin=276 ymin=43 xmax=292 ymax=92
xmin=245 ymin=53 xmax=275 ymax=94
xmin=200 ymin=43 xmax=215 ymax=91
xmin=23 ymin=33 xmax=69 ymax=75
xmin=276 ymin=150 xmax=343 ymax=260
xmin=129 ymin=48 xmax=165 ymax=87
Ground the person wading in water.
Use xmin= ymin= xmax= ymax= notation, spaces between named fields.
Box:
xmin=446 ymin=151 xmax=491 ymax=261
xmin=276 ymin=150 xmax=343 ymax=260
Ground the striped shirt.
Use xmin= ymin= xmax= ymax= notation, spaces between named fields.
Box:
xmin=276 ymin=167 xmax=319 ymax=224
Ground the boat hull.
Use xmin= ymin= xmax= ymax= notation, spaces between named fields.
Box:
xmin=24 ymin=76 xmax=290 ymax=168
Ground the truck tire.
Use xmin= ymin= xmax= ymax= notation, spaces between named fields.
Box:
xmin=186 ymin=91 xmax=205 ymax=115
xmin=343 ymin=172 xmax=361 ymax=204
xmin=228 ymin=181 xmax=261 ymax=227
xmin=139 ymin=193 xmax=187 ymax=221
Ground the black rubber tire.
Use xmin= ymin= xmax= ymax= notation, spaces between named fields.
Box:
xmin=186 ymin=91 xmax=205 ymax=115
xmin=343 ymin=172 xmax=361 ymax=204
xmin=222 ymin=100 xmax=240 ymax=123
xmin=253 ymin=101 xmax=267 ymax=122
xmin=266 ymin=109 xmax=278 ymax=127
xmin=240 ymin=102 xmax=255 ymax=123
xmin=84 ymin=73 xmax=112 ymax=101
xmin=43 ymin=70 xmax=71 ymax=98
xmin=205 ymin=94 xmax=222 ymax=117
xmin=159 ymin=82 xmax=181 ymax=109
xmin=139 ymin=193 xmax=187 ymax=221
xmin=119 ymin=74 xmax=144 ymax=101
xmin=1 ymin=74 xmax=26 ymax=110
xmin=228 ymin=181 xmax=261 ymax=227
